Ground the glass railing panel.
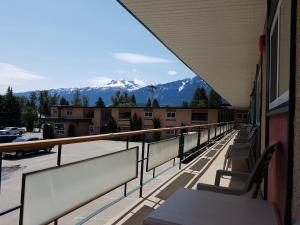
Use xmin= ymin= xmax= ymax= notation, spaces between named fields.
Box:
xmin=20 ymin=147 xmax=138 ymax=225
xmin=183 ymin=132 xmax=198 ymax=153
xmin=146 ymin=138 xmax=179 ymax=171
xmin=200 ymin=129 xmax=209 ymax=144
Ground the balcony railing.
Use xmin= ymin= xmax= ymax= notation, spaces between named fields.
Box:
xmin=0 ymin=122 xmax=234 ymax=225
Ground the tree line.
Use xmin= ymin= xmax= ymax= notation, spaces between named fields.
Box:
xmin=182 ymin=87 xmax=223 ymax=108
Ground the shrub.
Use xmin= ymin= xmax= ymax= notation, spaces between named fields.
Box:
xmin=43 ymin=123 xmax=54 ymax=139
xmin=107 ymin=117 xmax=117 ymax=133
xmin=68 ymin=124 xmax=76 ymax=137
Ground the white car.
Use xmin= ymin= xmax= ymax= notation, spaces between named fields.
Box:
xmin=0 ymin=127 xmax=26 ymax=136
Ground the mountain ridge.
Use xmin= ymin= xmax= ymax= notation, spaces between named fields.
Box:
xmin=16 ymin=76 xmax=213 ymax=106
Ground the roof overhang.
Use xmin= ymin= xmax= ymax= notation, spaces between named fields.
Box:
xmin=118 ymin=0 xmax=267 ymax=107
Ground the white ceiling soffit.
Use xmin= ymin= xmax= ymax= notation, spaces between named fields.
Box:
xmin=118 ymin=0 xmax=266 ymax=107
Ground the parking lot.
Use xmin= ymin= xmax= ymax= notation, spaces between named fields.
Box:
xmin=0 ymin=132 xmax=180 ymax=225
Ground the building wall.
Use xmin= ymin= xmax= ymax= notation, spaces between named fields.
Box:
xmin=47 ymin=107 xmax=239 ymax=139
xmin=292 ymin=0 xmax=300 ymax=220
xmin=268 ymin=114 xmax=289 ymax=223
xmin=60 ymin=108 xmax=84 ymax=119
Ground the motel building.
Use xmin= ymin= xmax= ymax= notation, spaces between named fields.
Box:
xmin=1 ymin=0 xmax=300 ymax=225
xmin=46 ymin=105 xmax=246 ymax=138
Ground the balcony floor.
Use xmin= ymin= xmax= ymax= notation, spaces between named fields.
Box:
xmin=106 ymin=131 xmax=239 ymax=225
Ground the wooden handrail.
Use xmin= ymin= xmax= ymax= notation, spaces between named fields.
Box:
xmin=0 ymin=122 xmax=234 ymax=153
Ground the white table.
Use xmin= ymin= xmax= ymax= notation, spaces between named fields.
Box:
xmin=143 ymin=188 xmax=278 ymax=225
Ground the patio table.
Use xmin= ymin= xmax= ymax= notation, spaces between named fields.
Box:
xmin=143 ymin=188 xmax=278 ymax=225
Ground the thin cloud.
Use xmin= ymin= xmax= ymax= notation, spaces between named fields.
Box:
xmin=112 ymin=52 xmax=172 ymax=64
xmin=0 ymin=62 xmax=43 ymax=87
xmin=168 ymin=70 xmax=178 ymax=76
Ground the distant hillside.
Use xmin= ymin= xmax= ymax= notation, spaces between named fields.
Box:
xmin=16 ymin=76 xmax=216 ymax=106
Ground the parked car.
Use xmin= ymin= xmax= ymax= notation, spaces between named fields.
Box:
xmin=0 ymin=135 xmax=18 ymax=144
xmin=0 ymin=127 xmax=26 ymax=136
xmin=2 ymin=137 xmax=54 ymax=158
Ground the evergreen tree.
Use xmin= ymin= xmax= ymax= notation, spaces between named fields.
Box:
xmin=29 ymin=92 xmax=37 ymax=109
xmin=146 ymin=98 xmax=151 ymax=107
xmin=130 ymin=113 xmax=142 ymax=141
xmin=152 ymin=99 xmax=160 ymax=108
xmin=182 ymin=101 xmax=189 ymax=107
xmin=146 ymin=98 xmax=160 ymax=107
xmin=95 ymin=97 xmax=105 ymax=107
xmin=190 ymin=87 xmax=208 ymax=108
xmin=131 ymin=95 xmax=136 ymax=105
xmin=59 ymin=97 xmax=69 ymax=105
xmin=82 ymin=95 xmax=89 ymax=107
xmin=209 ymin=89 xmax=222 ymax=107
xmin=22 ymin=107 xmax=38 ymax=132
xmin=111 ymin=91 xmax=137 ymax=107
xmin=71 ymin=89 xmax=82 ymax=106
xmin=49 ymin=93 xmax=60 ymax=106
xmin=38 ymin=90 xmax=50 ymax=117
xmin=152 ymin=117 xmax=161 ymax=141
xmin=4 ymin=87 xmax=21 ymax=126
xmin=107 ymin=117 xmax=117 ymax=133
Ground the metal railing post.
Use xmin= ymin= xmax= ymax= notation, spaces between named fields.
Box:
xmin=139 ymin=134 xmax=145 ymax=198
xmin=126 ymin=136 xmax=129 ymax=149
xmin=57 ymin=145 xmax=62 ymax=166
xmin=179 ymin=129 xmax=184 ymax=169
xmin=54 ymin=145 xmax=62 ymax=225
xmin=197 ymin=128 xmax=201 ymax=147
xmin=0 ymin=152 xmax=2 ymax=192
xmin=215 ymin=125 xmax=217 ymax=138
xmin=124 ymin=183 xmax=127 ymax=197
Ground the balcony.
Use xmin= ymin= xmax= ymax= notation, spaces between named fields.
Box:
xmin=0 ymin=123 xmax=236 ymax=225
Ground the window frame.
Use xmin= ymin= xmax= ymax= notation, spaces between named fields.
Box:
xmin=66 ymin=110 xmax=73 ymax=116
xmin=54 ymin=123 xmax=65 ymax=135
xmin=191 ymin=112 xmax=208 ymax=122
xmin=144 ymin=112 xmax=153 ymax=119
xmin=166 ymin=112 xmax=176 ymax=120
xmin=268 ymin=0 xmax=290 ymax=110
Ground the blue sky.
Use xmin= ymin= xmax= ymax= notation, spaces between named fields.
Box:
xmin=0 ymin=0 xmax=196 ymax=93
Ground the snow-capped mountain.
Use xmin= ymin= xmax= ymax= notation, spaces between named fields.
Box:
xmin=16 ymin=76 xmax=215 ymax=106
xmin=100 ymin=79 xmax=145 ymax=90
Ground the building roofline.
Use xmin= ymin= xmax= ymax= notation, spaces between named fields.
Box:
xmin=50 ymin=105 xmax=242 ymax=110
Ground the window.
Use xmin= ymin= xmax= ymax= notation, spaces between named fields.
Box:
xmin=191 ymin=113 xmax=208 ymax=121
xmin=54 ymin=123 xmax=64 ymax=135
xmin=166 ymin=112 xmax=176 ymax=120
xmin=85 ymin=111 xmax=94 ymax=118
xmin=66 ymin=110 xmax=73 ymax=116
xmin=269 ymin=0 xmax=291 ymax=109
xmin=144 ymin=112 xmax=153 ymax=118
xmin=166 ymin=129 xmax=176 ymax=135
xmin=119 ymin=111 xmax=131 ymax=119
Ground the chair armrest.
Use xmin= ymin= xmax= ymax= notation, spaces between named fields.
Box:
xmin=197 ymin=183 xmax=245 ymax=195
xmin=215 ymin=170 xmax=250 ymax=185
